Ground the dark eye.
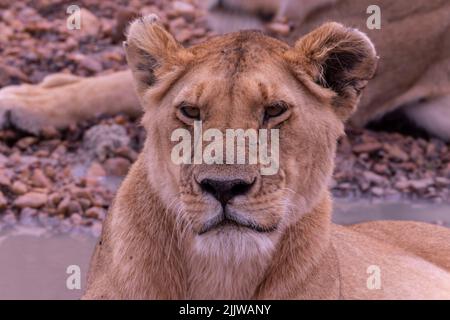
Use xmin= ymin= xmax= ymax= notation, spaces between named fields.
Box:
xmin=264 ymin=102 xmax=288 ymax=120
xmin=179 ymin=103 xmax=200 ymax=120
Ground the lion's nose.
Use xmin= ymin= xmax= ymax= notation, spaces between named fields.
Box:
xmin=199 ymin=178 xmax=254 ymax=206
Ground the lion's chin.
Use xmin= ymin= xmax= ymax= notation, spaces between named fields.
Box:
xmin=193 ymin=227 xmax=277 ymax=260
xmin=198 ymin=217 xmax=278 ymax=235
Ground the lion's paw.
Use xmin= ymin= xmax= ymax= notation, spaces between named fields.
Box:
xmin=0 ymin=74 xmax=81 ymax=134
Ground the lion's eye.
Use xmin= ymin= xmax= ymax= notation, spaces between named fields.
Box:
xmin=264 ymin=102 xmax=288 ymax=120
xmin=180 ymin=104 xmax=200 ymax=120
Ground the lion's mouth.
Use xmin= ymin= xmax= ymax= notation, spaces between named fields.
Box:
xmin=198 ymin=211 xmax=278 ymax=235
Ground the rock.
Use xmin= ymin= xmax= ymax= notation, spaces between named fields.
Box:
xmin=394 ymin=180 xmax=410 ymax=190
xmin=191 ymin=27 xmax=206 ymax=37
xmin=85 ymin=162 xmax=106 ymax=187
xmin=352 ymin=142 xmax=382 ymax=154
xmin=31 ymin=168 xmax=52 ymax=188
xmin=14 ymin=192 xmax=48 ymax=208
xmin=435 ymin=177 xmax=450 ymax=188
xmin=371 ymin=187 xmax=384 ymax=197
xmin=0 ymin=169 xmax=12 ymax=187
xmin=11 ymin=180 xmax=28 ymax=194
xmin=79 ymin=198 xmax=92 ymax=210
xmin=363 ymin=171 xmax=385 ymax=185
xmin=0 ymin=191 xmax=7 ymax=209
xmin=384 ymin=144 xmax=409 ymax=162
xmin=85 ymin=206 xmax=106 ymax=220
xmin=80 ymin=8 xmax=102 ymax=37
xmin=20 ymin=207 xmax=38 ymax=222
xmin=172 ymin=1 xmax=196 ymax=18
xmin=169 ymin=17 xmax=186 ymax=32
xmin=2 ymin=212 xmax=17 ymax=225
xmin=267 ymin=22 xmax=290 ymax=36
xmin=175 ymin=29 xmax=193 ymax=43
xmin=0 ymin=63 xmax=28 ymax=83
xmin=40 ymin=126 xmax=60 ymax=139
xmin=113 ymin=9 xmax=139 ymax=43
xmin=71 ymin=187 xmax=92 ymax=200
xmin=91 ymin=221 xmax=103 ymax=237
xmin=70 ymin=213 xmax=83 ymax=225
xmin=373 ymin=164 xmax=389 ymax=175
xmin=0 ymin=154 xmax=7 ymax=167
xmin=16 ymin=136 xmax=38 ymax=149
xmin=114 ymin=146 xmax=138 ymax=162
xmin=79 ymin=56 xmax=103 ymax=73
xmin=409 ymin=179 xmax=433 ymax=191
xmin=57 ymin=196 xmax=71 ymax=215
xmin=82 ymin=124 xmax=130 ymax=161
xmin=48 ymin=192 xmax=63 ymax=206
xmin=103 ymin=157 xmax=131 ymax=176
xmin=68 ymin=200 xmax=82 ymax=214
xmin=399 ymin=162 xmax=416 ymax=171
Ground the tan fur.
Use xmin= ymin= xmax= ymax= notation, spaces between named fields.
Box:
xmin=1 ymin=0 xmax=449 ymax=140
xmin=83 ymin=18 xmax=450 ymax=299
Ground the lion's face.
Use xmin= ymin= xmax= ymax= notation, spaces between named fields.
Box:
xmin=125 ymin=16 xmax=377 ymax=252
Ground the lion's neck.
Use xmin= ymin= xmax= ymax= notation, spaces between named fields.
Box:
xmin=181 ymin=193 xmax=334 ymax=299
xmin=185 ymin=243 xmax=274 ymax=299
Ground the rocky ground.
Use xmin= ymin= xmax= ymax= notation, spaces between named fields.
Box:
xmin=0 ymin=0 xmax=449 ymax=236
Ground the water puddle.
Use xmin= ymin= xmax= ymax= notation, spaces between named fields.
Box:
xmin=333 ymin=199 xmax=450 ymax=227
xmin=0 ymin=226 xmax=96 ymax=300
xmin=0 ymin=199 xmax=448 ymax=299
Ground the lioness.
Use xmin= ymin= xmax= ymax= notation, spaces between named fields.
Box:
xmin=83 ymin=16 xmax=450 ymax=299
xmin=0 ymin=0 xmax=449 ymax=140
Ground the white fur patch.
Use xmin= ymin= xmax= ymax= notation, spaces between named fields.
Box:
xmin=194 ymin=228 xmax=276 ymax=262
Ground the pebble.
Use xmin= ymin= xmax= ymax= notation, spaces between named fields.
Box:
xmin=31 ymin=168 xmax=52 ymax=189
xmin=172 ymin=1 xmax=196 ymax=19
xmin=352 ymin=142 xmax=382 ymax=154
xmin=82 ymin=124 xmax=130 ymax=161
xmin=267 ymin=22 xmax=291 ymax=36
xmin=86 ymin=162 xmax=106 ymax=187
xmin=80 ymin=8 xmax=102 ymax=37
xmin=409 ymin=179 xmax=433 ymax=192
xmin=0 ymin=191 xmax=8 ymax=209
xmin=363 ymin=171 xmax=385 ymax=185
xmin=85 ymin=207 xmax=107 ymax=220
xmin=103 ymin=157 xmax=131 ymax=176
xmin=11 ymin=181 xmax=28 ymax=194
xmin=14 ymin=192 xmax=48 ymax=208
xmin=371 ymin=187 xmax=385 ymax=197
xmin=0 ymin=169 xmax=12 ymax=187
xmin=56 ymin=196 xmax=71 ymax=215
xmin=70 ymin=213 xmax=83 ymax=226
xmin=384 ymin=144 xmax=409 ymax=162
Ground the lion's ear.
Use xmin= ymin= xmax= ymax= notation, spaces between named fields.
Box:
xmin=124 ymin=15 xmax=190 ymax=96
xmin=285 ymin=22 xmax=378 ymax=120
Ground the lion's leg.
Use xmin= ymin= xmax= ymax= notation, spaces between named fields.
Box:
xmin=0 ymin=70 xmax=140 ymax=134
xmin=404 ymin=95 xmax=450 ymax=141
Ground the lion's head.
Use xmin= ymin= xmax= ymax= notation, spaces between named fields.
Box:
xmin=124 ymin=15 xmax=377 ymax=256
